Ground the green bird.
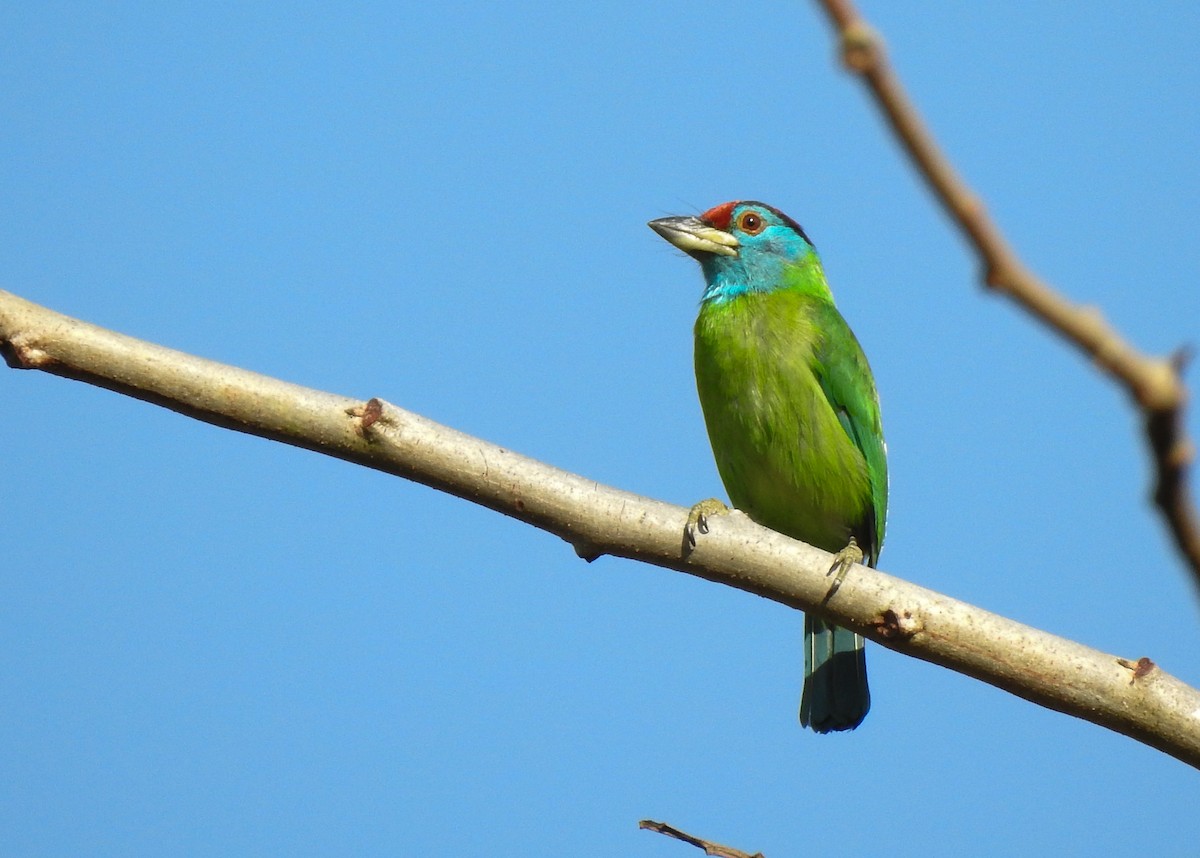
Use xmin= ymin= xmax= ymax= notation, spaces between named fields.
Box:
xmin=649 ymin=200 xmax=887 ymax=733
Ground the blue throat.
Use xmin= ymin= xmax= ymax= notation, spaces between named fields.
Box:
xmin=699 ymin=244 xmax=816 ymax=306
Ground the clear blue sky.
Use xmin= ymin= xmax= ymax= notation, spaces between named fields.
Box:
xmin=3 ymin=3 xmax=1199 ymax=855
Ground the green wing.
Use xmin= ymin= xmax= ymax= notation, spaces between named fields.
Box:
xmin=810 ymin=301 xmax=888 ymax=565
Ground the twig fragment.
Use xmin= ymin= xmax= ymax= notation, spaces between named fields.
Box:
xmin=639 ymin=820 xmax=764 ymax=858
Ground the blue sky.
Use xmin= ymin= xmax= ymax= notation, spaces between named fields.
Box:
xmin=3 ymin=3 xmax=1199 ymax=855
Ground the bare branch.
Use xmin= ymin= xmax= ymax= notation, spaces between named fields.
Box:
xmin=3 ymin=288 xmax=1200 ymax=767
xmin=639 ymin=820 xmax=764 ymax=858
xmin=814 ymin=0 xmax=1200 ymax=593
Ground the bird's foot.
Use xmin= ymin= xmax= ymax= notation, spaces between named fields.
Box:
xmin=685 ymin=498 xmax=729 ymax=549
xmin=825 ymin=536 xmax=863 ymax=601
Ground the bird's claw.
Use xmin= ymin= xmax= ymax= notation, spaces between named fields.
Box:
xmin=825 ymin=536 xmax=863 ymax=600
xmin=685 ymin=498 xmax=730 ymax=548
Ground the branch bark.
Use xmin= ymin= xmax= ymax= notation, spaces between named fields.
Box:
xmin=814 ymin=0 xmax=1200 ymax=594
xmin=3 ymin=288 xmax=1200 ymax=767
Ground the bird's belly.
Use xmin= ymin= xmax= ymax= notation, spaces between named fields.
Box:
xmin=702 ymin=389 xmax=869 ymax=554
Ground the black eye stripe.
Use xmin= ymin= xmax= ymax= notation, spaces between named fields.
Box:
xmin=735 ymin=201 xmax=815 ymax=249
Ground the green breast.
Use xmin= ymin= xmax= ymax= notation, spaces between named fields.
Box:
xmin=694 ymin=291 xmax=874 ymax=554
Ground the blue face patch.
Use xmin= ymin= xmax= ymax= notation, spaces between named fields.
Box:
xmin=699 ymin=205 xmax=816 ymax=305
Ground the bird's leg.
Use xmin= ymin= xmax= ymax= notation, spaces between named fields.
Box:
xmin=684 ymin=498 xmax=730 ymax=548
xmin=825 ymin=536 xmax=863 ymax=600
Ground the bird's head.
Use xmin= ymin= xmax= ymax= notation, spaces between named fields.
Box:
xmin=648 ymin=201 xmax=823 ymax=304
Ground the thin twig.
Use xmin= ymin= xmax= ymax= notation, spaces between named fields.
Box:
xmin=814 ymin=0 xmax=1200 ymax=593
xmin=639 ymin=820 xmax=764 ymax=858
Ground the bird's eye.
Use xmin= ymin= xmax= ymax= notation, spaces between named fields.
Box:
xmin=737 ymin=211 xmax=765 ymax=235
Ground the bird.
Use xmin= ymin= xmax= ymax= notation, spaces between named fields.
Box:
xmin=648 ymin=201 xmax=887 ymax=733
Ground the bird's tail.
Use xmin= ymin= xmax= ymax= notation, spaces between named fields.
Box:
xmin=799 ymin=614 xmax=870 ymax=733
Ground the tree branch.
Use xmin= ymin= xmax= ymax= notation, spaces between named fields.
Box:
xmin=813 ymin=0 xmax=1200 ymax=594
xmin=2 ymin=289 xmax=1199 ymax=767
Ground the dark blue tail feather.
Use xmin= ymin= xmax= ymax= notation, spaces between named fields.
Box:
xmin=799 ymin=613 xmax=870 ymax=733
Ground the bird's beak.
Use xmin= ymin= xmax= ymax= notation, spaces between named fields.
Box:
xmin=648 ymin=215 xmax=739 ymax=258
